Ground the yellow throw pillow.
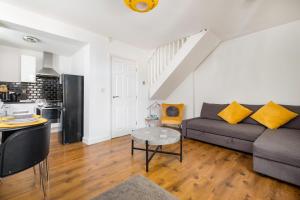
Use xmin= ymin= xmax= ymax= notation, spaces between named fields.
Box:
xmin=251 ymin=101 xmax=298 ymax=129
xmin=218 ymin=101 xmax=253 ymax=124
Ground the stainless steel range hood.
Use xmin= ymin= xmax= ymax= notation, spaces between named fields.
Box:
xmin=37 ymin=67 xmax=59 ymax=77
xmin=36 ymin=52 xmax=60 ymax=77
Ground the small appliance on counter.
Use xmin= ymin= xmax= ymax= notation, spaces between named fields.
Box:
xmin=0 ymin=85 xmax=21 ymax=103
xmin=9 ymin=92 xmax=20 ymax=102
xmin=36 ymin=99 xmax=47 ymax=107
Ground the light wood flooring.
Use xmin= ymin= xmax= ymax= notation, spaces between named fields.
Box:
xmin=0 ymin=133 xmax=299 ymax=200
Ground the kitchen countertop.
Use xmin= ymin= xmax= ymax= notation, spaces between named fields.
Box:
xmin=3 ymin=101 xmax=36 ymax=104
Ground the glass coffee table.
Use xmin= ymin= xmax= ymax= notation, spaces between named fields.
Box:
xmin=131 ymin=127 xmax=183 ymax=172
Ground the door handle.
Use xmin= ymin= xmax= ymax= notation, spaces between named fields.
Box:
xmin=112 ymin=96 xmax=119 ymax=99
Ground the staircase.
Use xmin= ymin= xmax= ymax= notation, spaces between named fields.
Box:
xmin=148 ymin=30 xmax=220 ymax=100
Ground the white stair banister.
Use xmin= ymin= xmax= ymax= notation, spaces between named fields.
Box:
xmin=147 ymin=31 xmax=219 ymax=100
xmin=149 ymin=30 xmax=220 ymax=99
xmin=148 ymin=35 xmax=190 ymax=89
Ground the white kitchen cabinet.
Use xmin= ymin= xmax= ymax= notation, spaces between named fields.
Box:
xmin=21 ymin=55 xmax=36 ymax=82
xmin=4 ymin=103 xmax=36 ymax=115
xmin=0 ymin=46 xmax=20 ymax=82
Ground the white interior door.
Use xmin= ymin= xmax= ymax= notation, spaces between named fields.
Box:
xmin=111 ymin=57 xmax=137 ymax=138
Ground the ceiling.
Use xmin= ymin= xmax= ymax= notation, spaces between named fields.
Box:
xmin=1 ymin=0 xmax=300 ymax=49
xmin=0 ymin=26 xmax=84 ymax=56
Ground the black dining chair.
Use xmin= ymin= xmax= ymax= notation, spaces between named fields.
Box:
xmin=0 ymin=122 xmax=51 ymax=198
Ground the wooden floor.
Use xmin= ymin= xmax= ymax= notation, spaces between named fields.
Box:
xmin=0 ymin=133 xmax=299 ymax=200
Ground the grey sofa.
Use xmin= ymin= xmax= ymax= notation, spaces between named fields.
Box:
xmin=182 ymin=103 xmax=300 ymax=186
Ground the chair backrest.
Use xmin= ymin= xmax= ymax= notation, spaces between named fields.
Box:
xmin=0 ymin=122 xmax=51 ymax=177
xmin=161 ymin=103 xmax=185 ymax=125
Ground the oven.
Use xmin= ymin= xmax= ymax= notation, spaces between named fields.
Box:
xmin=36 ymin=106 xmax=62 ymax=123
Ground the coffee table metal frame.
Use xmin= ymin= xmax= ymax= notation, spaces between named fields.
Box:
xmin=131 ymin=134 xmax=183 ymax=172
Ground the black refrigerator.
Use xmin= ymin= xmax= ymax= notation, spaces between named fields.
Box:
xmin=61 ymin=74 xmax=84 ymax=144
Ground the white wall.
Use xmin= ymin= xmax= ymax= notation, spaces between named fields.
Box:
xmin=136 ymin=64 xmax=150 ymax=128
xmin=167 ymin=20 xmax=300 ymax=118
xmin=69 ymin=46 xmax=89 ymax=76
xmin=109 ymin=40 xmax=149 ymax=63
xmin=0 ymin=45 xmax=43 ymax=82
xmin=53 ymin=55 xmax=72 ymax=75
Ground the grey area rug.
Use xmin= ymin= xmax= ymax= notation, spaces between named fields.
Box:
xmin=93 ymin=175 xmax=178 ymax=200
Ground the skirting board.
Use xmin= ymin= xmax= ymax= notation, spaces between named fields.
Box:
xmin=83 ymin=135 xmax=111 ymax=145
xmin=51 ymin=127 xmax=62 ymax=133
xmin=51 ymin=123 xmax=61 ymax=133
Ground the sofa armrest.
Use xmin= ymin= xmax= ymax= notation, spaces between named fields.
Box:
xmin=181 ymin=117 xmax=201 ymax=137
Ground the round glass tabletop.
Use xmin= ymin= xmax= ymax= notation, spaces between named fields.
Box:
xmin=131 ymin=127 xmax=181 ymax=145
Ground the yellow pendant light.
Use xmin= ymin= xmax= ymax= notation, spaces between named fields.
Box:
xmin=124 ymin=0 xmax=159 ymax=13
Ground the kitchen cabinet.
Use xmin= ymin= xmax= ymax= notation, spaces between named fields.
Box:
xmin=21 ymin=55 xmax=36 ymax=82
xmin=0 ymin=46 xmax=20 ymax=82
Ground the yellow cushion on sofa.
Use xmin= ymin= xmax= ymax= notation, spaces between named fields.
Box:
xmin=251 ymin=101 xmax=298 ymax=129
xmin=217 ymin=101 xmax=253 ymax=124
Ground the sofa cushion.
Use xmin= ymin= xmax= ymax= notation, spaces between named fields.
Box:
xmin=200 ymin=103 xmax=227 ymax=121
xmin=200 ymin=103 xmax=262 ymax=125
xmin=282 ymin=105 xmax=300 ymax=130
xmin=254 ymin=128 xmax=300 ymax=168
xmin=187 ymin=118 xmax=265 ymax=142
xmin=217 ymin=101 xmax=253 ymax=124
xmin=250 ymin=101 xmax=298 ymax=129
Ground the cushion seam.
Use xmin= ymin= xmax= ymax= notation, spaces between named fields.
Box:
xmin=186 ymin=128 xmax=258 ymax=142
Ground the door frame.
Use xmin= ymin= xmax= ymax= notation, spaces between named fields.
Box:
xmin=110 ymin=55 xmax=138 ymax=139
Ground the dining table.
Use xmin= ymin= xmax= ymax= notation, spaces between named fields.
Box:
xmin=0 ymin=115 xmax=48 ymax=143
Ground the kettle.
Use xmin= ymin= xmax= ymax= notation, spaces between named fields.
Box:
xmin=9 ymin=92 xmax=18 ymax=102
